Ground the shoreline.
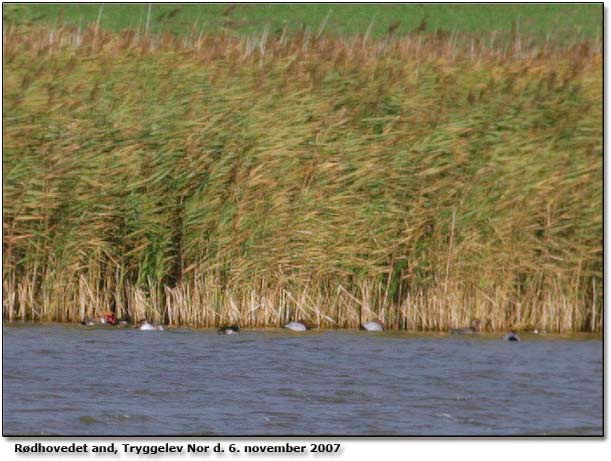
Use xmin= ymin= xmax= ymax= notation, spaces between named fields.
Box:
xmin=2 ymin=320 xmax=602 ymax=339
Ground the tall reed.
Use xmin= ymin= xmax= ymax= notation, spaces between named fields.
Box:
xmin=2 ymin=25 xmax=602 ymax=332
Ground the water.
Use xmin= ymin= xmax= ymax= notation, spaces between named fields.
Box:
xmin=2 ymin=324 xmax=602 ymax=436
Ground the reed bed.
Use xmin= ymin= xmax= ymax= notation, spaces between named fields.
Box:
xmin=2 ymin=25 xmax=602 ymax=332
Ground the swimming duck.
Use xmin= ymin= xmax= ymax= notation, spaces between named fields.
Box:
xmin=218 ymin=325 xmax=240 ymax=335
xmin=504 ymin=331 xmax=521 ymax=342
xmin=114 ymin=313 xmax=131 ymax=327
xmin=283 ymin=321 xmax=310 ymax=331
xmin=81 ymin=312 xmax=116 ymax=326
xmin=357 ymin=304 xmax=385 ymax=332
xmin=135 ymin=320 xmax=164 ymax=331
xmin=450 ymin=319 xmax=481 ymax=335
xmin=360 ymin=321 xmax=384 ymax=331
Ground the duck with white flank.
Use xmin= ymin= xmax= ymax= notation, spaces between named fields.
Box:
xmin=135 ymin=320 xmax=164 ymax=331
xmin=283 ymin=321 xmax=310 ymax=331
xmin=357 ymin=303 xmax=385 ymax=332
xmin=450 ymin=319 xmax=481 ymax=335
xmin=218 ymin=325 xmax=240 ymax=335
xmin=360 ymin=321 xmax=384 ymax=331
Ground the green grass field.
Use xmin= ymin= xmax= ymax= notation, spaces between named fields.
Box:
xmin=3 ymin=3 xmax=602 ymax=38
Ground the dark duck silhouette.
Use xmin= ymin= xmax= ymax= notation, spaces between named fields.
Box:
xmin=504 ymin=331 xmax=521 ymax=342
xmin=218 ymin=325 xmax=240 ymax=335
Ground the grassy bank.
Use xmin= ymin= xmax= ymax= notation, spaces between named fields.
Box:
xmin=2 ymin=24 xmax=602 ymax=332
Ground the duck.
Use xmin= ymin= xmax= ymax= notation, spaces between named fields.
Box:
xmin=283 ymin=320 xmax=310 ymax=331
xmin=504 ymin=331 xmax=521 ymax=342
xmin=81 ymin=312 xmax=117 ymax=326
xmin=360 ymin=321 xmax=384 ymax=331
xmin=450 ymin=318 xmax=481 ymax=335
xmin=135 ymin=320 xmax=164 ymax=331
xmin=114 ymin=313 xmax=132 ymax=328
xmin=357 ymin=304 xmax=385 ymax=332
xmin=218 ymin=325 xmax=240 ymax=335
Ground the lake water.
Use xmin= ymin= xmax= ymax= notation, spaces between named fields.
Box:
xmin=2 ymin=324 xmax=602 ymax=436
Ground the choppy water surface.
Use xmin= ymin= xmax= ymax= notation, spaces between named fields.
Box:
xmin=3 ymin=324 xmax=602 ymax=435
